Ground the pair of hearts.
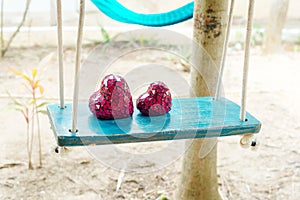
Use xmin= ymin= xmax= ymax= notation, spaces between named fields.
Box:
xmin=89 ymin=74 xmax=172 ymax=120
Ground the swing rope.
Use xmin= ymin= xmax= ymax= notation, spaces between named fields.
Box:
xmin=215 ymin=0 xmax=235 ymax=101
xmin=71 ymin=0 xmax=85 ymax=133
xmin=213 ymin=0 xmax=257 ymax=147
xmin=240 ymin=0 xmax=257 ymax=147
xmin=57 ymin=0 xmax=64 ymax=109
xmin=215 ymin=0 xmax=255 ymax=123
xmin=241 ymin=0 xmax=255 ymax=122
xmin=90 ymin=0 xmax=194 ymax=27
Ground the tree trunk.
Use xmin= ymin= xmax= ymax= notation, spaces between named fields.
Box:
xmin=263 ymin=0 xmax=289 ymax=54
xmin=177 ymin=0 xmax=228 ymax=199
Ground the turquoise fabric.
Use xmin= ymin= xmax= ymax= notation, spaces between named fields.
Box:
xmin=90 ymin=0 xmax=194 ymax=26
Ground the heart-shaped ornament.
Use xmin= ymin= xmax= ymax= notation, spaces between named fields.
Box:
xmin=136 ymin=81 xmax=172 ymax=116
xmin=89 ymin=74 xmax=134 ymax=120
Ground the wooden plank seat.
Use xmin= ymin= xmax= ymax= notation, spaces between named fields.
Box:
xmin=47 ymin=97 xmax=261 ymax=146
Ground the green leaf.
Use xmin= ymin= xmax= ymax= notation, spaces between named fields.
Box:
xmin=5 ymin=105 xmax=15 ymax=111
xmin=100 ymin=26 xmax=110 ymax=43
xmin=14 ymin=107 xmax=25 ymax=113
xmin=12 ymin=98 xmax=23 ymax=107
xmin=28 ymin=99 xmax=34 ymax=105
xmin=36 ymin=102 xmax=48 ymax=108
xmin=37 ymin=110 xmax=48 ymax=115
xmin=6 ymin=90 xmax=25 ymax=107
xmin=34 ymin=96 xmax=44 ymax=101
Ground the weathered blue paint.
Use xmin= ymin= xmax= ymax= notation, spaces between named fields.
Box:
xmin=47 ymin=97 xmax=261 ymax=146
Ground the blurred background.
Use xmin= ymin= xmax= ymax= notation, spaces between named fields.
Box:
xmin=1 ymin=0 xmax=300 ymax=46
xmin=0 ymin=0 xmax=299 ymax=199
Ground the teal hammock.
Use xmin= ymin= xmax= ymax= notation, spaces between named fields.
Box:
xmin=91 ymin=0 xmax=194 ymax=26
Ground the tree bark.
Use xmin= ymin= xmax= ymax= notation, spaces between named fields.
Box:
xmin=177 ymin=0 xmax=228 ymax=199
xmin=263 ymin=0 xmax=289 ymax=54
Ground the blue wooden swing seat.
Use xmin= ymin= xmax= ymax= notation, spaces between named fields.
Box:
xmin=47 ymin=97 xmax=261 ymax=146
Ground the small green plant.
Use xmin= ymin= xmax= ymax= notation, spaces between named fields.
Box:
xmin=251 ymin=25 xmax=265 ymax=46
xmin=157 ymin=194 xmax=169 ymax=200
xmin=293 ymin=45 xmax=300 ymax=52
xmin=8 ymin=54 xmax=52 ymax=169
xmin=233 ymin=28 xmax=244 ymax=44
xmin=90 ymin=24 xmax=111 ymax=44
xmin=100 ymin=25 xmax=110 ymax=43
xmin=129 ymin=34 xmax=159 ymax=47
xmin=291 ymin=34 xmax=300 ymax=52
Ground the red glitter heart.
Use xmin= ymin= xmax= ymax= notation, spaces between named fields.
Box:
xmin=136 ymin=81 xmax=172 ymax=116
xmin=89 ymin=74 xmax=134 ymax=120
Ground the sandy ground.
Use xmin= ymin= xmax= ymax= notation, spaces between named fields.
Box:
xmin=0 ymin=39 xmax=300 ymax=200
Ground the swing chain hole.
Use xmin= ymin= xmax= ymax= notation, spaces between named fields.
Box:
xmin=69 ymin=129 xmax=78 ymax=133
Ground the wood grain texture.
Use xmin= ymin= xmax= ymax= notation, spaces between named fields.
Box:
xmin=47 ymin=97 xmax=261 ymax=146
